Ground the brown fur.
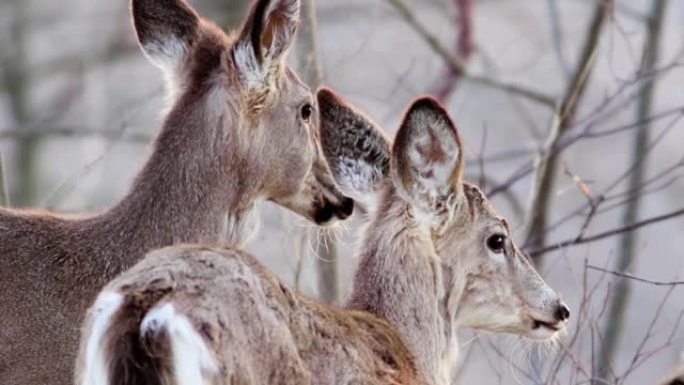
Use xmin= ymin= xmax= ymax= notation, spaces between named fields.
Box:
xmin=0 ymin=1 xmax=352 ymax=384
xmin=76 ymin=93 xmax=568 ymax=385
xmin=322 ymin=91 xmax=569 ymax=383
xmin=80 ymin=246 xmax=420 ymax=385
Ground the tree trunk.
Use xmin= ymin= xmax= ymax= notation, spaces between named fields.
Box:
xmin=3 ymin=0 xmax=35 ymax=206
xmin=596 ymin=0 xmax=669 ymax=381
xmin=524 ymin=2 xmax=608 ymax=264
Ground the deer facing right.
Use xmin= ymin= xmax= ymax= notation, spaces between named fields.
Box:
xmin=76 ymin=91 xmax=570 ymax=385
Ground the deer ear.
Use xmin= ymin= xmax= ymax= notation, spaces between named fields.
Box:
xmin=317 ymin=88 xmax=391 ymax=209
xmin=131 ymin=0 xmax=200 ymax=73
xmin=234 ymin=0 xmax=300 ymax=88
xmin=392 ymin=97 xmax=464 ymax=226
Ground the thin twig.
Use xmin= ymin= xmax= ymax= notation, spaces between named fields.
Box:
xmin=587 ymin=266 xmax=684 ymax=287
xmin=598 ymin=0 xmax=669 ymax=377
xmin=487 ymin=64 xmax=683 ymax=199
xmin=384 ymin=0 xmax=555 ymax=107
xmin=544 ymin=113 xmax=684 ymax=236
xmin=621 ymin=286 xmax=676 ymax=382
xmin=430 ymin=0 xmax=473 ymax=102
xmin=0 ymin=127 xmax=151 ymax=143
xmin=528 ymin=207 xmax=684 ymax=257
xmin=523 ymin=1 xmax=609 ymax=263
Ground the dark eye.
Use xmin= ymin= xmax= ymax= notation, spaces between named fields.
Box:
xmin=486 ymin=234 xmax=506 ymax=254
xmin=300 ymin=104 xmax=313 ymax=122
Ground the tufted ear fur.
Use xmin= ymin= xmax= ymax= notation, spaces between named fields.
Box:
xmin=317 ymin=88 xmax=391 ymax=209
xmin=131 ymin=0 xmax=201 ymax=74
xmin=392 ymin=97 xmax=464 ymax=229
xmin=233 ymin=0 xmax=300 ymax=89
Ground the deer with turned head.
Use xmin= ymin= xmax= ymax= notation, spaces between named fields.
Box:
xmin=77 ymin=90 xmax=569 ymax=385
xmin=0 ymin=1 xmax=353 ymax=384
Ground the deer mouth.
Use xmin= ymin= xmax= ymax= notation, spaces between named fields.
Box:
xmin=527 ymin=317 xmax=566 ymax=340
xmin=531 ymin=319 xmax=563 ymax=332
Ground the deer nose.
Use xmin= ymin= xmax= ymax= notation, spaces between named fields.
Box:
xmin=555 ymin=302 xmax=570 ymax=322
xmin=314 ymin=197 xmax=355 ymax=224
xmin=335 ymin=197 xmax=354 ymax=219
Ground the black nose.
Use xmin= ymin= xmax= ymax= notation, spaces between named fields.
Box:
xmin=555 ymin=302 xmax=570 ymax=322
xmin=335 ymin=197 xmax=354 ymax=219
xmin=314 ymin=197 xmax=355 ymax=224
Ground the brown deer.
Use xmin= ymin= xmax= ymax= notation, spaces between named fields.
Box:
xmin=0 ymin=1 xmax=353 ymax=384
xmin=76 ymin=90 xmax=569 ymax=385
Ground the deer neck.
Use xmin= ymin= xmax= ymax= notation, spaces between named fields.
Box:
xmin=347 ymin=188 xmax=460 ymax=385
xmin=97 ymin=85 xmax=259 ymax=261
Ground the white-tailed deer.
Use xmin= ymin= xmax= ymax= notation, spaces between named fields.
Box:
xmin=0 ymin=1 xmax=353 ymax=384
xmin=77 ymin=91 xmax=569 ymax=385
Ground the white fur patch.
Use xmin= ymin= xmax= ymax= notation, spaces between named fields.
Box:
xmin=336 ymin=156 xmax=383 ymax=209
xmin=459 ymin=310 xmax=521 ymax=331
xmin=233 ymin=1 xmax=299 ymax=90
xmin=82 ymin=292 xmax=124 ymax=385
xmin=487 ymin=248 xmax=506 ymax=265
xmin=143 ymin=38 xmax=188 ymax=101
xmin=234 ymin=42 xmax=271 ymax=90
xmin=141 ymin=303 xmax=219 ymax=385
xmin=143 ymin=38 xmax=188 ymax=73
xmin=223 ymin=202 xmax=260 ymax=248
xmin=438 ymin=346 xmax=457 ymax=385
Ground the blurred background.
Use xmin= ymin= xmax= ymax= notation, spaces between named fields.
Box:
xmin=0 ymin=0 xmax=682 ymax=383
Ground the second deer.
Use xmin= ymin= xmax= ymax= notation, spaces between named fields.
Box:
xmin=0 ymin=1 xmax=352 ymax=384
xmin=76 ymin=91 xmax=569 ymax=385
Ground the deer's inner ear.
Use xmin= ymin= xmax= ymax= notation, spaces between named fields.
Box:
xmin=235 ymin=0 xmax=300 ymax=86
xmin=392 ymin=97 xmax=464 ymax=210
xmin=131 ymin=0 xmax=200 ymax=73
xmin=316 ymin=88 xmax=391 ymax=208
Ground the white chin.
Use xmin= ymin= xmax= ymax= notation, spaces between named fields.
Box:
xmin=527 ymin=325 xmax=561 ymax=340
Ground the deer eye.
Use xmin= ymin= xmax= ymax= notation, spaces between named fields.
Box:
xmin=300 ymin=104 xmax=313 ymax=122
xmin=486 ymin=234 xmax=506 ymax=254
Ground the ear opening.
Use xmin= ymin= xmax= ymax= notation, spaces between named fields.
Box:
xmin=317 ymin=88 xmax=391 ymax=209
xmin=392 ymin=97 xmax=464 ymax=225
xmin=131 ymin=0 xmax=200 ymax=72
xmin=234 ymin=0 xmax=300 ymax=88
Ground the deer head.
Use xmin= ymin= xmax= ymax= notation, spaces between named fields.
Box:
xmin=318 ymin=89 xmax=569 ymax=342
xmin=132 ymin=0 xmax=353 ymax=225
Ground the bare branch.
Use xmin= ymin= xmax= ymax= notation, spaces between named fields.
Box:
xmin=430 ymin=0 xmax=474 ymax=102
xmin=487 ymin=65 xmax=684 ymax=199
xmin=384 ymin=0 xmax=555 ymax=107
xmin=587 ymin=266 xmax=684 ymax=287
xmin=542 ymin=113 xmax=683 ymax=237
xmin=0 ymin=127 xmax=151 ymax=143
xmin=598 ymin=0 xmax=669 ymax=377
xmin=528 ymin=207 xmax=684 ymax=257
xmin=523 ymin=1 xmax=609 ymax=262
